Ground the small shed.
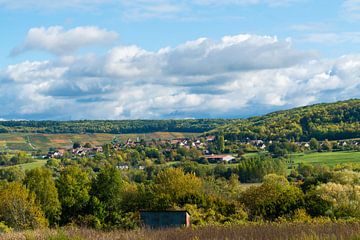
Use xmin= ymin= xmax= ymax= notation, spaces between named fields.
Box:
xmin=140 ymin=210 xmax=190 ymax=229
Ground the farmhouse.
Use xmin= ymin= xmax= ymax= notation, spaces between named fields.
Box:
xmin=205 ymin=154 xmax=235 ymax=163
xmin=140 ymin=210 xmax=190 ymax=229
xmin=206 ymin=135 xmax=216 ymax=142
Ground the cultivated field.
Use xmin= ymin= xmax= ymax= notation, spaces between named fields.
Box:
xmin=0 ymin=132 xmax=200 ymax=152
xmin=292 ymin=151 xmax=360 ymax=166
xmin=3 ymin=222 xmax=360 ymax=240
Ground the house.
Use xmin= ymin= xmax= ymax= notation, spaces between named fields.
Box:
xmin=205 ymin=154 xmax=235 ymax=163
xmin=140 ymin=210 xmax=190 ymax=229
xmin=46 ymin=150 xmax=65 ymax=159
xmin=206 ymin=135 xmax=216 ymax=142
xmin=117 ymin=163 xmax=129 ymax=170
xmin=259 ymin=144 xmax=267 ymax=150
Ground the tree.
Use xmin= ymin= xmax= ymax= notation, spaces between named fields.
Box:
xmin=218 ymin=135 xmax=225 ymax=153
xmin=150 ymin=168 xmax=203 ymax=209
xmin=0 ymin=167 xmax=25 ymax=182
xmin=308 ymin=182 xmax=360 ymax=218
xmin=73 ymin=142 xmax=81 ymax=149
xmin=309 ymin=138 xmax=320 ymax=150
xmin=240 ymin=174 xmax=304 ymax=220
xmin=322 ymin=139 xmax=333 ymax=151
xmin=0 ymin=182 xmax=47 ymax=230
xmin=24 ymin=168 xmax=61 ymax=225
xmin=84 ymin=142 xmax=92 ymax=148
xmin=57 ymin=165 xmax=91 ymax=223
xmin=91 ymin=166 xmax=124 ymax=227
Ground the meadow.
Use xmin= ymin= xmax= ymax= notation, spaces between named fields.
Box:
xmin=3 ymin=222 xmax=360 ymax=240
xmin=292 ymin=151 xmax=360 ymax=166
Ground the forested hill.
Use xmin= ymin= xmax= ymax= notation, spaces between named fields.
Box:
xmin=210 ymin=99 xmax=360 ymax=141
xmin=0 ymin=99 xmax=359 ymax=137
xmin=0 ymin=119 xmax=233 ymax=134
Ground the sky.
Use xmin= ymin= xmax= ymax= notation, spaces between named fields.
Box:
xmin=0 ymin=0 xmax=360 ymax=120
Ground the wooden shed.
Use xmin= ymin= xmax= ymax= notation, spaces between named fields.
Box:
xmin=140 ymin=210 xmax=190 ymax=229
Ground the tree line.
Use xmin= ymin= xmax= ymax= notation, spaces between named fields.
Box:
xmin=0 ymin=119 xmax=230 ymax=134
xmin=212 ymin=99 xmax=360 ymax=141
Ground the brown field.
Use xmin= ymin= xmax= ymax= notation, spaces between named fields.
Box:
xmin=3 ymin=222 xmax=360 ymax=240
xmin=0 ymin=132 xmax=201 ymax=152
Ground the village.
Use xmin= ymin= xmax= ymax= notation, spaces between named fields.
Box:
xmin=45 ymin=135 xmax=360 ymax=167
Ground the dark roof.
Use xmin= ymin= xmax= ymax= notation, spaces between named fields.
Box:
xmin=140 ymin=210 xmax=190 ymax=215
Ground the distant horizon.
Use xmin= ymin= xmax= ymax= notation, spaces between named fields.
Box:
xmin=0 ymin=98 xmax=357 ymax=121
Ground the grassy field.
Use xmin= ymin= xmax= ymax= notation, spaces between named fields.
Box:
xmin=292 ymin=151 xmax=360 ymax=166
xmin=3 ymin=222 xmax=360 ymax=240
xmin=0 ymin=132 xmax=201 ymax=152
xmin=0 ymin=160 xmax=47 ymax=171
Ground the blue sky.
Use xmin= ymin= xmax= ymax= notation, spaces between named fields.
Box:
xmin=0 ymin=0 xmax=359 ymax=120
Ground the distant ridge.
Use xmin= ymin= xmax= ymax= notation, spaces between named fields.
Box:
xmin=209 ymin=99 xmax=360 ymax=141
xmin=0 ymin=99 xmax=359 ymax=140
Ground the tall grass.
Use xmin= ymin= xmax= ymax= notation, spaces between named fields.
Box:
xmin=2 ymin=222 xmax=360 ymax=240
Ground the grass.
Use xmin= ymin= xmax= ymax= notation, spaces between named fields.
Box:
xmin=0 ymin=160 xmax=47 ymax=171
xmin=3 ymin=223 xmax=360 ymax=240
xmin=291 ymin=151 xmax=360 ymax=166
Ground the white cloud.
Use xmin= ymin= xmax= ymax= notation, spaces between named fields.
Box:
xmin=342 ymin=0 xmax=360 ymax=20
xmin=303 ymin=32 xmax=360 ymax=44
xmin=1 ymin=32 xmax=359 ymax=119
xmin=12 ymin=26 xmax=118 ymax=56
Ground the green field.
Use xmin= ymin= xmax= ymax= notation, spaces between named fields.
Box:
xmin=0 ymin=132 xmax=201 ymax=152
xmin=1 ymin=160 xmax=47 ymax=171
xmin=292 ymin=151 xmax=360 ymax=166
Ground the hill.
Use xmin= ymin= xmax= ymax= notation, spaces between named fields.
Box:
xmin=210 ymin=99 xmax=360 ymax=141
xmin=0 ymin=132 xmax=201 ymax=152
xmin=0 ymin=99 xmax=359 ymax=141
xmin=0 ymin=119 xmax=231 ymax=134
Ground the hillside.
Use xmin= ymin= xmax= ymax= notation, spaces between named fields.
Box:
xmin=0 ymin=99 xmax=359 ymax=141
xmin=0 ymin=132 xmax=201 ymax=152
xmin=0 ymin=119 xmax=231 ymax=134
xmin=210 ymin=99 xmax=360 ymax=141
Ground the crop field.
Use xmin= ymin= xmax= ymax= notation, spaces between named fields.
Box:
xmin=292 ymin=151 xmax=360 ymax=166
xmin=0 ymin=132 xmax=201 ymax=152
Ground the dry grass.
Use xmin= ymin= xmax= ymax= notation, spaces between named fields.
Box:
xmin=2 ymin=222 xmax=360 ymax=240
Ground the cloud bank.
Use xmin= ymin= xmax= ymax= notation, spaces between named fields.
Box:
xmin=12 ymin=26 xmax=118 ymax=56
xmin=1 ymin=26 xmax=360 ymax=120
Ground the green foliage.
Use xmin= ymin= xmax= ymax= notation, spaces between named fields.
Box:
xmin=24 ymin=168 xmax=61 ymax=225
xmin=237 ymin=157 xmax=287 ymax=183
xmin=150 ymin=168 xmax=203 ymax=209
xmin=240 ymin=174 xmax=304 ymax=220
xmin=0 ymin=181 xmax=48 ymax=230
xmin=57 ymin=165 xmax=92 ymax=223
xmin=211 ymin=99 xmax=360 ymax=141
xmin=0 ymin=152 xmax=34 ymax=167
xmin=0 ymin=119 xmax=229 ymax=134
xmin=0 ymin=166 xmax=25 ymax=182
xmin=309 ymin=138 xmax=320 ymax=150
xmin=218 ymin=135 xmax=225 ymax=153
xmin=90 ymin=166 xmax=126 ymax=228
xmin=0 ymin=222 xmax=12 ymax=234
xmin=309 ymin=182 xmax=360 ymax=219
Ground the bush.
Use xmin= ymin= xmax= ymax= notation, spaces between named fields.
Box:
xmin=0 ymin=222 xmax=12 ymax=234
